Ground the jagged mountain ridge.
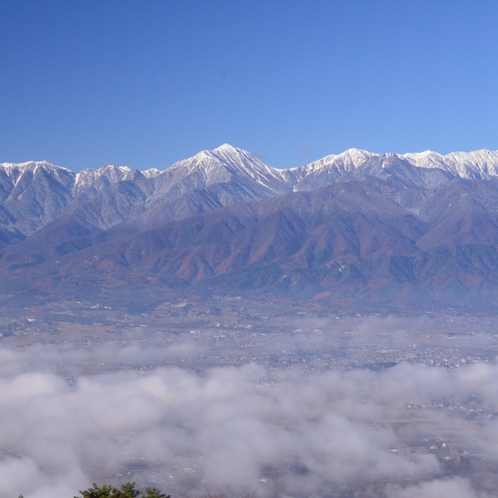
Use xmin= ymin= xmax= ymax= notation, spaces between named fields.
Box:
xmin=3 ymin=144 xmax=498 ymax=311
xmin=2 ymin=144 xmax=498 ymax=237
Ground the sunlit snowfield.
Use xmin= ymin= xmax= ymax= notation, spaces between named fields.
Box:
xmin=2 ymin=306 xmax=498 ymax=498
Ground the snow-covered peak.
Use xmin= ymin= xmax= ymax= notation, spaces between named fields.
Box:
xmin=212 ymin=143 xmax=239 ymax=153
xmin=402 ymin=151 xmax=445 ymax=168
xmin=0 ymin=160 xmax=72 ymax=178
xmin=0 ymin=160 xmax=74 ymax=187
xmin=73 ymin=164 xmax=135 ymax=195
xmin=171 ymin=144 xmax=259 ymax=170
xmin=287 ymin=147 xmax=498 ymax=186
xmin=142 ymin=168 xmax=161 ymax=178
xmin=290 ymin=148 xmax=383 ymax=184
xmin=165 ymin=144 xmax=290 ymax=195
xmin=0 ymin=160 xmax=70 ymax=171
xmin=340 ymin=147 xmax=377 ymax=161
xmin=401 ymin=149 xmax=498 ymax=179
xmin=77 ymin=164 xmax=131 ymax=177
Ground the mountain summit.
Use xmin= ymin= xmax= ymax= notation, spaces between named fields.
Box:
xmin=160 ymin=143 xmax=290 ymax=198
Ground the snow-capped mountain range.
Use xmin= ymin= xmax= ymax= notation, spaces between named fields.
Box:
xmin=3 ymin=144 xmax=498 ymax=311
xmin=1 ymin=144 xmax=498 ymax=236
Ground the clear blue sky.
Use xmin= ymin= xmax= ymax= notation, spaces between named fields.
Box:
xmin=1 ymin=0 xmax=498 ymax=171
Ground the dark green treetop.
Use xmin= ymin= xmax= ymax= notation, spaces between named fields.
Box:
xmin=75 ymin=482 xmax=170 ymax=498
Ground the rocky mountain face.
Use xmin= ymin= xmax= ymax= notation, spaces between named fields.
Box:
xmin=3 ymin=144 xmax=498 ymax=312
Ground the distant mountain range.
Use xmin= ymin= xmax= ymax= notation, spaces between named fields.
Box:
xmin=3 ymin=144 xmax=498 ymax=312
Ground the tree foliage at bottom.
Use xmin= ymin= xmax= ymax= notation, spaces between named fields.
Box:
xmin=75 ymin=482 xmax=170 ymax=498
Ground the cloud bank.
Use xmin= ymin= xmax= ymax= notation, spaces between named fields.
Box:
xmin=1 ymin=340 xmax=498 ymax=498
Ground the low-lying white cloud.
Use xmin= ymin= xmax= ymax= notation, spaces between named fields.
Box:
xmin=0 ymin=339 xmax=498 ymax=498
xmin=386 ymin=476 xmax=490 ymax=498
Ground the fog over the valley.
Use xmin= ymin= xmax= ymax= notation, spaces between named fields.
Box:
xmin=1 ymin=318 xmax=498 ymax=498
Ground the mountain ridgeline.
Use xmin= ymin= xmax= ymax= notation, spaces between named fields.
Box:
xmin=3 ymin=144 xmax=498 ymax=312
